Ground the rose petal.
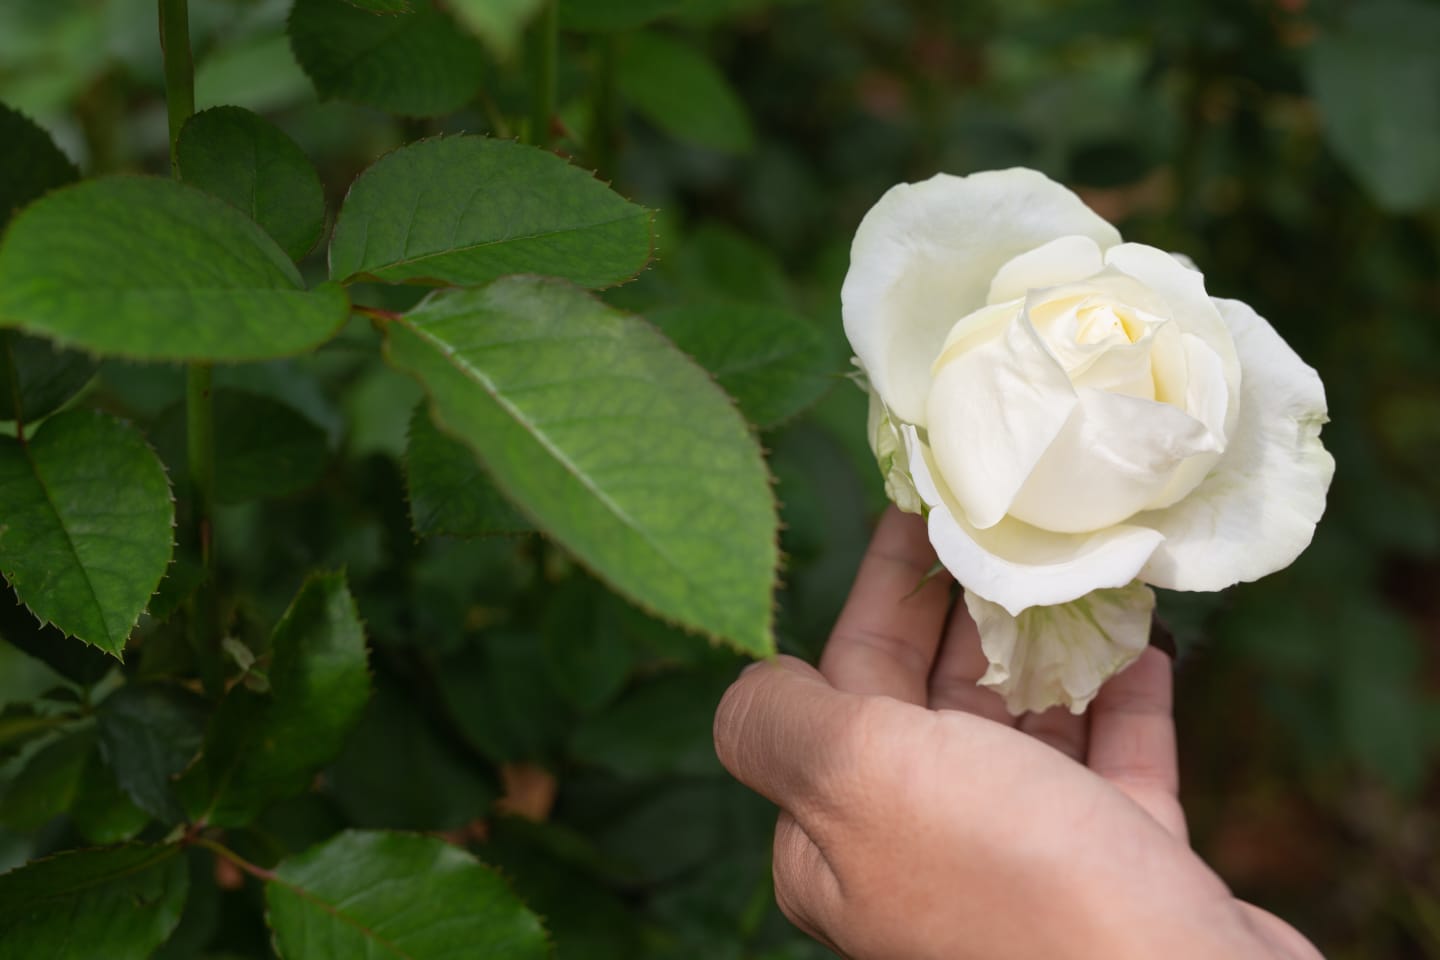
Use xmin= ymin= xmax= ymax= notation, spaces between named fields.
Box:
xmin=864 ymin=375 xmax=925 ymax=515
xmin=986 ymin=234 xmax=1105 ymax=304
xmin=927 ymin=310 xmax=1077 ymax=529
xmin=966 ymin=580 xmax=1155 ymax=715
xmin=1136 ymin=298 xmax=1335 ymax=590
xmin=1103 ymin=243 xmax=1242 ymax=438
xmin=1144 ymin=332 xmax=1229 ymax=511
xmin=1006 ymin=388 xmax=1222 ymax=534
xmin=842 ymin=169 xmax=1121 ymax=425
xmin=910 ymin=442 xmax=1163 ymax=613
xmin=1021 ymin=269 xmax=1172 ymax=394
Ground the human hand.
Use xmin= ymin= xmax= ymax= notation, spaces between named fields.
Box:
xmin=714 ymin=508 xmax=1323 ymax=960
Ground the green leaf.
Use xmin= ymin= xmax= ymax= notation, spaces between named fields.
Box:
xmin=770 ymin=422 xmax=874 ymax=661
xmin=406 ymin=403 xmax=531 ymax=538
xmin=558 ymin=0 xmax=680 ymax=31
xmin=289 ymin=0 xmax=487 ymax=117
xmin=0 ymin=331 xmax=98 ymax=424
xmin=151 ymin=851 xmax=221 ymax=960
xmin=649 ymin=303 xmax=837 ymax=428
xmin=568 ymin=666 xmax=731 ymax=778
xmin=152 ymin=390 xmax=331 ymax=504
xmin=176 ymin=106 xmax=326 ymax=262
xmin=434 ymin=629 xmax=571 ymax=764
xmin=266 ymin=831 xmax=549 ymax=959
xmin=0 ymin=581 xmax=113 ymax=686
xmin=326 ymin=676 xmax=497 ymax=830
xmin=668 ymin=222 xmax=793 ymax=308
xmin=0 ymin=103 xmax=79 ymax=229
xmin=382 ymin=278 xmax=778 ymax=654
xmin=181 ymin=571 xmax=370 ymax=827
xmin=71 ymin=747 xmax=151 ymax=844
xmin=540 ymin=578 xmax=639 ymax=712
xmin=96 ymin=682 xmax=208 ymax=823
xmin=616 ymin=32 xmax=754 ymax=153
xmin=0 ymin=844 xmax=188 ymax=959
xmin=0 ymin=726 xmax=93 ymax=830
xmin=447 ymin=0 xmax=544 ymax=57
xmin=0 ymin=702 xmax=75 ymax=763
xmin=0 ymin=178 xmax=351 ymax=362
xmin=482 ymin=818 xmax=646 ymax=960
xmin=1307 ymin=2 xmax=1440 ymax=212
xmin=0 ymin=410 xmax=174 ymax=656
xmin=329 ymin=136 xmax=654 ymax=288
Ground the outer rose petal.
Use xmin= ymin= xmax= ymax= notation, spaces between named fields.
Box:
xmin=864 ymin=377 xmax=924 ymax=515
xmin=965 ymin=581 xmax=1155 ymax=715
xmin=986 ymin=235 xmax=1104 ymax=304
xmin=1136 ymin=298 xmax=1335 ymax=590
xmin=908 ymin=441 xmax=1164 ymax=614
xmin=842 ymin=169 xmax=1121 ymax=426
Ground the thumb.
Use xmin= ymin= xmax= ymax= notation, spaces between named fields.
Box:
xmin=713 ymin=655 xmax=864 ymax=812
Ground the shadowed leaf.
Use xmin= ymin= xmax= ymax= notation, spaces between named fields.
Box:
xmin=0 ymin=410 xmax=174 ymax=656
xmin=289 ymin=0 xmax=486 ymax=116
xmin=0 ymin=844 xmax=188 ymax=959
xmin=177 ymin=106 xmax=326 ymax=261
xmin=329 ymin=136 xmax=653 ymax=288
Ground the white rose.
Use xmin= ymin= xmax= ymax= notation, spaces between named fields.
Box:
xmin=842 ymin=168 xmax=1335 ymax=715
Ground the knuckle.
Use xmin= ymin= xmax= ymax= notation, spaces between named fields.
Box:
xmin=830 ymin=623 xmax=933 ymax=679
xmin=771 ymin=817 xmax=832 ymax=939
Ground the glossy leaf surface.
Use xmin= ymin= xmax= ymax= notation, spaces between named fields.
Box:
xmin=265 ymin=830 xmax=549 ymax=959
xmin=383 ymin=279 xmax=777 ymax=654
xmin=0 ymin=178 xmax=350 ymax=362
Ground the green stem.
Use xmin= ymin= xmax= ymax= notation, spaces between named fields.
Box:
xmin=160 ymin=0 xmax=221 ymax=696
xmin=192 ymin=837 xmax=277 ymax=882
xmin=186 ymin=365 xmax=221 ymax=697
xmin=526 ymin=0 xmax=558 ymax=148
xmin=158 ymin=0 xmax=194 ymax=175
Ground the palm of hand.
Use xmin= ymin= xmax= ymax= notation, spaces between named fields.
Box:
xmin=715 ymin=508 xmax=1322 ymax=960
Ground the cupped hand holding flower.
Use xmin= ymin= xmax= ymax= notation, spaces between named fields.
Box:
xmin=846 ymin=169 xmax=1334 ymax=713
xmin=713 ymin=510 xmax=1324 ymax=960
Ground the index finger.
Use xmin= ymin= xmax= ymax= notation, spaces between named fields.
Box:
xmin=819 ymin=507 xmax=953 ymax=703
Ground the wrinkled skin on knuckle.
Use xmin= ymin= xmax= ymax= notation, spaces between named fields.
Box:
xmin=771 ymin=813 xmax=835 ymax=940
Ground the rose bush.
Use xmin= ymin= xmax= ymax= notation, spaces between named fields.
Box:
xmin=845 ymin=168 xmax=1335 ymax=714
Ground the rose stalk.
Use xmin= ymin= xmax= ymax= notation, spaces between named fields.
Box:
xmin=844 ymin=169 xmax=1334 ymax=714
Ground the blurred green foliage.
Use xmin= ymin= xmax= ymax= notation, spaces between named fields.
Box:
xmin=1 ymin=0 xmax=1438 ymax=957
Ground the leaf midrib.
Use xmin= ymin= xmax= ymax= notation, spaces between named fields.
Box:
xmin=270 ymin=873 xmax=418 ymax=960
xmin=396 ymin=320 xmax=725 ymax=622
xmin=22 ymin=434 xmax=114 ymax=647
xmin=0 ymin=845 xmax=178 ymax=909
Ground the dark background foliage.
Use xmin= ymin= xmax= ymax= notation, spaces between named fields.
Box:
xmin=1 ymin=0 xmax=1438 ymax=956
